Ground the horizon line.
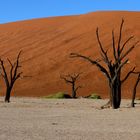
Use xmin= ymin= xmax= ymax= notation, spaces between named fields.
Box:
xmin=0 ymin=10 xmax=139 ymax=25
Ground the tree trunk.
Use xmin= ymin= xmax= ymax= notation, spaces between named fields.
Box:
xmin=131 ymin=87 xmax=136 ymax=107
xmin=5 ymin=87 xmax=12 ymax=103
xmin=131 ymin=74 xmax=140 ymax=107
xmin=110 ymin=79 xmax=121 ymax=109
xmin=116 ymin=81 xmax=121 ymax=107
xmin=72 ymin=84 xmax=76 ymax=98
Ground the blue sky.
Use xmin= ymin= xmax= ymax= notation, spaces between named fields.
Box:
xmin=0 ymin=0 xmax=140 ymax=24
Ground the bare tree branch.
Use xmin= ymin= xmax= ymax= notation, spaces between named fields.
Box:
xmin=70 ymin=53 xmax=111 ymax=82
xmin=60 ymin=75 xmax=72 ymax=83
xmin=7 ymin=58 xmax=13 ymax=67
xmin=112 ymin=59 xmax=129 ymax=83
xmin=75 ymin=86 xmax=82 ymax=92
xmin=96 ymin=28 xmax=111 ymax=66
xmin=131 ymin=73 xmax=140 ymax=107
xmin=120 ymin=41 xmax=139 ymax=61
xmin=112 ymin=30 xmax=117 ymax=61
xmin=7 ymin=58 xmax=15 ymax=84
xmin=120 ymin=36 xmax=134 ymax=54
xmin=117 ymin=19 xmax=124 ymax=57
xmin=0 ymin=59 xmax=9 ymax=87
xmin=121 ymin=67 xmax=136 ymax=83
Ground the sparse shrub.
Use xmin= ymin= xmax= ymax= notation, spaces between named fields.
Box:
xmin=42 ymin=92 xmax=71 ymax=99
xmin=87 ymin=93 xmax=101 ymax=99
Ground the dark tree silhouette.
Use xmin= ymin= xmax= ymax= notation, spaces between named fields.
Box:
xmin=60 ymin=73 xmax=81 ymax=98
xmin=0 ymin=51 xmax=23 ymax=102
xmin=70 ymin=19 xmax=139 ymax=109
xmin=131 ymin=73 xmax=140 ymax=107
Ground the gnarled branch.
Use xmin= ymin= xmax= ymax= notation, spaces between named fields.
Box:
xmin=70 ymin=53 xmax=111 ymax=82
xmin=112 ymin=30 xmax=117 ymax=61
xmin=117 ymin=19 xmax=124 ymax=57
xmin=120 ymin=36 xmax=134 ymax=54
xmin=96 ymin=28 xmax=111 ymax=66
xmin=121 ymin=67 xmax=136 ymax=83
xmin=120 ymin=41 xmax=139 ymax=61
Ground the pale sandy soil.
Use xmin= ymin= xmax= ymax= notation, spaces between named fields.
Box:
xmin=0 ymin=97 xmax=140 ymax=140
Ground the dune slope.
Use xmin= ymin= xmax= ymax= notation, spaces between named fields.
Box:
xmin=0 ymin=11 xmax=140 ymax=98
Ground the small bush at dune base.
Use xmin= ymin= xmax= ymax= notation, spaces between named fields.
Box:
xmin=42 ymin=92 xmax=71 ymax=99
xmin=87 ymin=93 xmax=101 ymax=99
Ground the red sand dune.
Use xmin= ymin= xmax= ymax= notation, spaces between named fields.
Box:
xmin=0 ymin=11 xmax=140 ymax=98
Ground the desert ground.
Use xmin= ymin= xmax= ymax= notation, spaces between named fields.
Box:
xmin=0 ymin=11 xmax=139 ymax=98
xmin=0 ymin=97 xmax=140 ymax=140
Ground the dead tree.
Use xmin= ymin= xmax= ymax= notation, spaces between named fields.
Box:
xmin=131 ymin=74 xmax=140 ymax=107
xmin=70 ymin=19 xmax=139 ymax=109
xmin=0 ymin=51 xmax=23 ymax=102
xmin=60 ymin=73 xmax=81 ymax=98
